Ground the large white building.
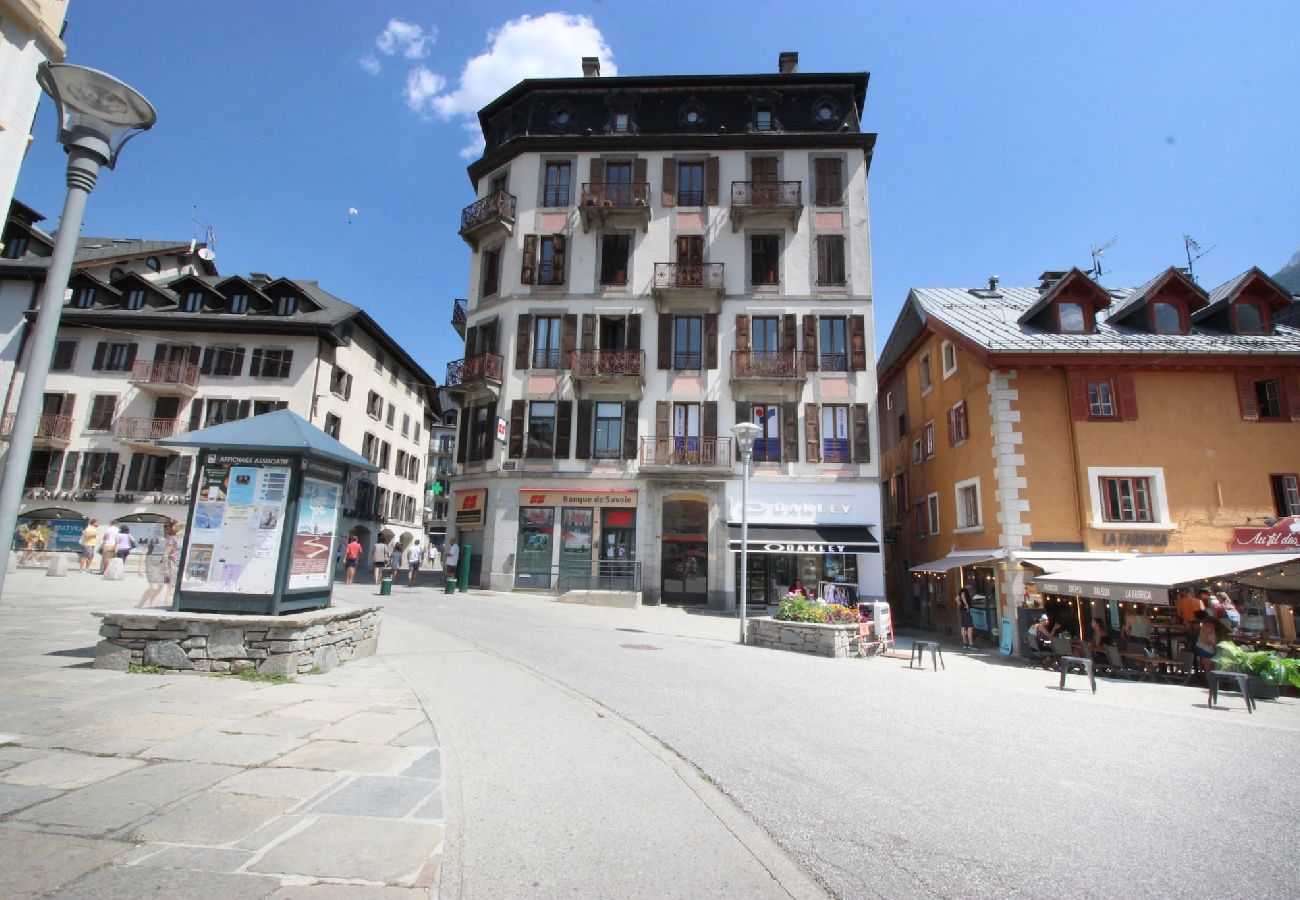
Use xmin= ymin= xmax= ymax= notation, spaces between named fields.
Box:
xmin=0 ymin=0 xmax=66 ymax=234
xmin=0 ymin=201 xmax=437 ymax=553
xmin=446 ymin=53 xmax=883 ymax=608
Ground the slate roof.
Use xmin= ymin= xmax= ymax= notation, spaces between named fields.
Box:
xmin=0 ymin=235 xmax=195 ymax=270
xmin=158 ymin=409 xmax=379 ymax=472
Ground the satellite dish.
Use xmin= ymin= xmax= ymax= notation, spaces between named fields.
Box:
xmin=197 ymin=247 xmax=215 ymax=261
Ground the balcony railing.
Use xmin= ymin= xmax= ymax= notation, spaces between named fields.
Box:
xmin=652 ymin=263 xmax=725 ymax=292
xmin=445 ymin=352 xmax=504 ymax=388
xmin=114 ymin=417 xmax=181 ymax=442
xmin=451 ymin=298 xmax=467 ymax=338
xmin=130 ymin=360 xmax=199 ymax=389
xmin=731 ymin=350 xmax=806 ymax=379
xmin=2 ymin=413 xmax=73 ymax=441
xmin=459 ymin=191 xmax=516 ymax=236
xmin=581 ymin=182 xmax=650 ymax=207
xmin=731 ymin=181 xmax=802 ymax=207
xmin=639 ymin=436 xmax=731 ymax=467
xmin=571 ymin=349 xmax=645 ymax=378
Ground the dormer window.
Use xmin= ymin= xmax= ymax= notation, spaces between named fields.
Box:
xmin=755 ymin=105 xmax=774 ymax=131
xmin=71 ymin=287 xmax=95 ymax=308
xmin=125 ymin=289 xmax=145 ymax=311
xmin=182 ymin=291 xmax=203 ymax=312
xmin=1151 ymin=302 xmax=1183 ymax=334
xmin=276 ymin=295 xmax=297 ymax=316
xmin=110 ymin=267 xmax=125 ymax=281
xmin=1057 ymin=301 xmax=1087 ymax=333
xmin=228 ymin=293 xmax=249 ymax=314
xmin=146 ymin=256 xmax=161 ymax=272
xmin=611 ymin=104 xmax=632 ymax=133
xmin=1234 ymin=301 xmax=1266 ymax=334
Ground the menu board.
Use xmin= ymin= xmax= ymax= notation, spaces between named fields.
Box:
xmin=182 ymin=457 xmax=290 ymax=594
xmin=288 ymin=477 xmax=341 ymax=590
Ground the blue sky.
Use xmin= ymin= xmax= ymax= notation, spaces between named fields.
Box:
xmin=14 ymin=1 xmax=1300 ymax=380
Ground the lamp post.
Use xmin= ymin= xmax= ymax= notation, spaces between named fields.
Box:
xmin=0 ymin=64 xmax=155 ymax=597
xmin=731 ymin=421 xmax=762 ymax=645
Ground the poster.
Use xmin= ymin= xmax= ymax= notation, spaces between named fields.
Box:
xmin=288 ymin=477 xmax=340 ymax=590
xmin=181 ymin=455 xmax=290 ymax=593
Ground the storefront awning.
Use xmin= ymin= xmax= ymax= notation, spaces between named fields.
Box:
xmin=726 ymin=524 xmax=878 ymax=554
xmin=1034 ymin=552 xmax=1300 ymax=603
xmin=1015 ymin=551 xmax=1131 ymax=574
xmin=909 ymin=551 xmax=1005 ymax=574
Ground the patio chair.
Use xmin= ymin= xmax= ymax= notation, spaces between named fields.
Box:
xmin=1051 ymin=635 xmax=1073 ymax=657
xmin=1104 ymin=644 xmax=1140 ymax=679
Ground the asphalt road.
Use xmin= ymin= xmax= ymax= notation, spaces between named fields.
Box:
xmin=371 ymin=587 xmax=1300 ymax=898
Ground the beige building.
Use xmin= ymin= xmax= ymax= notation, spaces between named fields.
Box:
xmin=0 ymin=0 xmax=67 ymax=232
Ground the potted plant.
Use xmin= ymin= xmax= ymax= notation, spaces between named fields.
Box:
xmin=1213 ymin=641 xmax=1300 ymax=700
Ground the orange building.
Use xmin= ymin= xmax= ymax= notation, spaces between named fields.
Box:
xmin=877 ymin=266 xmax=1300 ymax=647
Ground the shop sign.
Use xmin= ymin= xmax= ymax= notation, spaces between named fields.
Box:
xmin=518 ymin=489 xmax=638 ymax=508
xmin=1098 ymin=531 xmax=1169 ymax=548
xmin=728 ymin=540 xmax=876 ymax=555
xmin=454 ymin=488 xmax=488 ymax=528
xmin=1036 ymin=579 xmax=1158 ymax=603
xmin=725 ymin=484 xmax=863 ymax=525
xmin=1228 ymin=516 xmax=1300 ymax=552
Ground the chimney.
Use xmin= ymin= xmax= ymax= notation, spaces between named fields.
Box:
xmin=778 ymin=52 xmax=798 ymax=74
xmin=988 ymin=275 xmax=1000 ymax=291
xmin=581 ymin=56 xmax=600 ymax=78
xmin=249 ymin=272 xmax=272 ymax=286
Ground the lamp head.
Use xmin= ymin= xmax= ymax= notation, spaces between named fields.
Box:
xmin=730 ymin=421 xmax=763 ymax=456
xmin=37 ymin=63 xmax=156 ymax=169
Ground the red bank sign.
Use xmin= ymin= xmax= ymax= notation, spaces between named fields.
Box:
xmin=1227 ymin=516 xmax=1300 ymax=551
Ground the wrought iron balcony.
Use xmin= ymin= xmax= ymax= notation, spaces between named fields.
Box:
xmin=114 ymin=417 xmax=182 ymax=444
xmin=130 ymin=360 xmax=200 ymax=394
xmin=579 ymin=182 xmax=652 ymax=233
xmin=571 ymin=349 xmax=645 ymax=380
xmin=639 ymin=436 xmax=731 ymax=469
xmin=445 ymin=352 xmax=504 ymax=396
xmin=459 ymin=191 xmax=516 ymax=248
xmin=451 ymin=298 xmax=467 ymax=338
xmin=652 ymin=262 xmax=725 ymax=304
xmin=1 ymin=413 xmax=72 ymax=445
xmin=730 ymin=350 xmax=806 ymax=381
xmin=730 ymin=180 xmax=803 ymax=232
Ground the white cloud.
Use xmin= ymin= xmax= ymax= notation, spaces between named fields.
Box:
xmin=358 ymin=54 xmax=381 ymax=75
xmin=406 ymin=13 xmax=616 ymax=157
xmin=377 ymin=19 xmax=435 ymax=59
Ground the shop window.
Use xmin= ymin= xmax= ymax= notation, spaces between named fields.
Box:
xmin=927 ymin=493 xmax=940 ymax=535
xmin=819 ymin=317 xmax=847 ymax=371
xmin=516 ymin=507 xmax=555 ymax=589
xmin=955 ymin=477 xmax=982 ymax=530
xmin=1271 ymin=474 xmax=1300 ymax=516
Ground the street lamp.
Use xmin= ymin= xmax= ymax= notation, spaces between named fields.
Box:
xmin=731 ymin=421 xmax=762 ymax=645
xmin=0 ymin=64 xmax=155 ymax=596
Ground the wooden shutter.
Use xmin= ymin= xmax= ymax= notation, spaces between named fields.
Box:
xmin=125 ymin=453 xmax=143 ymax=491
xmin=457 ymin=407 xmax=470 ymax=462
xmin=43 ymin=451 xmax=63 ymax=490
xmin=657 ymin=314 xmax=672 ymax=369
xmin=947 ymin=407 xmax=956 ymax=446
xmin=633 ymin=158 xmax=647 ymax=198
xmin=1067 ymin=373 xmax=1091 ymax=420
xmin=704 ymin=156 xmax=719 ymax=206
xmin=852 ymin=404 xmax=870 ymax=463
xmin=248 ymin=350 xmax=262 ymax=377
xmin=661 ymin=158 xmax=677 ymax=207
xmin=125 ymin=343 xmax=138 ymax=368
xmin=232 ymin=348 xmax=246 ymax=376
xmin=59 ymin=394 xmax=74 ymax=416
xmin=752 ymin=157 xmax=777 ymax=182
xmin=782 ymin=403 xmax=799 ymax=463
xmin=704 ymin=314 xmax=718 ymax=369
xmin=622 ymin=401 xmax=639 ymax=460
xmin=782 ymin=315 xmax=797 ymax=353
xmin=464 ymin=324 xmax=478 ymax=356
xmin=153 ymin=343 xmax=167 ymax=362
xmin=188 ymin=400 xmax=202 ymax=432
xmin=187 ymin=345 xmax=201 ymax=365
xmin=508 ymin=399 xmax=526 ymax=458
xmin=580 ymin=314 xmax=596 ymax=350
xmin=735 ymin=315 xmax=750 ymax=352
xmin=575 ymin=400 xmax=593 ymax=460
xmin=520 ymin=234 xmax=537 ymax=284
xmin=849 ymin=315 xmax=866 ymax=371
xmin=92 ymin=342 xmax=108 ymax=370
xmin=734 ymin=401 xmax=748 ymax=462
xmin=60 ymin=451 xmax=78 ymax=490
xmin=515 ymin=314 xmax=532 ymax=371
xmin=1116 ymin=374 xmax=1139 ymax=421
xmin=1236 ymin=375 xmax=1260 ymax=421
xmin=561 ymin=314 xmax=577 ymax=367
xmin=281 ymin=349 xmax=294 ymax=378
xmin=655 ymin=401 xmax=670 ymax=437
xmin=803 ymin=315 xmax=818 ymax=371
xmin=588 ymin=157 xmax=601 ymax=199
xmin=551 ymin=233 xmax=566 ymax=285
xmin=627 ymin=314 xmax=641 ymax=350
xmin=554 ymin=401 xmax=573 ymax=459
xmin=805 ymin=403 xmax=821 ymax=463
xmin=237 ymin=399 xmax=251 ymax=419
xmin=1284 ymin=375 xmax=1300 ymax=421
xmin=702 ymin=401 xmax=717 ymax=439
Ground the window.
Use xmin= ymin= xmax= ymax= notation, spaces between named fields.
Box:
xmin=894 ymin=471 xmax=910 ymax=512
xmin=593 ymin=402 xmax=623 ymax=458
xmin=751 ymin=235 xmax=780 ymax=286
xmin=71 ymin=287 xmax=94 ymax=308
xmin=1256 ymin=379 xmax=1284 ymax=420
xmin=814 ymin=158 xmax=843 ymax=206
xmin=1099 ymin=476 xmax=1153 ymax=523
xmin=612 ymin=104 xmax=631 ymax=133
xmin=948 ymin=401 xmax=968 ymax=445
xmin=87 ymin=395 xmax=116 ymax=431
xmin=51 ymin=341 xmax=77 ymax=371
xmin=955 ymin=477 xmax=982 ymax=529
xmin=330 ymin=366 xmax=352 ymax=399
xmin=93 ymin=342 xmax=136 ymax=372
xmin=941 ymin=341 xmax=957 ymax=378
xmin=927 ymin=493 xmax=940 ymax=535
xmin=402 ymin=413 xmax=410 ymax=438
xmin=1235 ymin=302 xmax=1266 ymax=334
xmin=1057 ymin=302 xmax=1087 ymax=333
xmin=1271 ymin=474 xmax=1300 ymax=516
xmin=754 ymin=105 xmax=773 ymax=131
xmin=533 ymin=316 xmax=562 ymax=368
xmin=361 ymin=432 xmax=377 ymax=463
xmin=228 ymin=293 xmax=249 ymax=314
xmin=913 ymin=502 xmax=927 ymax=539
xmin=469 ymin=406 xmax=493 ymax=462
xmin=182 ymin=291 xmax=203 ymax=312
xmin=677 ymin=161 xmax=704 ymax=206
xmin=819 ymin=317 xmax=847 ymax=370
xmin=146 ymin=256 xmax=161 ymax=272
xmin=79 ymin=452 xmax=119 ymax=490
xmin=374 ymin=353 xmax=385 ymax=374
xmin=815 ymin=236 xmax=846 ymax=286
xmin=922 ymin=421 xmax=935 ymax=458
xmin=324 ymin=413 xmax=341 ymax=439
xmin=414 ymin=422 xmax=421 ymax=444
xmin=208 ymin=346 xmax=242 ymax=376
xmin=379 ymin=441 xmax=390 ymax=471
xmin=2 ymin=233 xmax=28 ymax=258
xmin=603 ymin=161 xmax=633 ymax=203
xmin=522 ymin=235 xmax=566 ymax=286
xmin=1151 ymin=302 xmax=1182 ymax=334
xmin=204 ymin=399 xmax=249 ymax=426
xmin=919 ymin=352 xmax=933 ymax=394
xmin=673 ymin=316 xmax=702 ymax=369
xmin=527 ymin=401 xmax=557 ymax=457
xmin=750 ymin=403 xmax=781 ymax=462
xmin=367 ymin=391 xmax=383 ymax=419
xmin=912 ymin=438 xmax=922 ymax=465
xmin=386 ymin=403 xmax=396 ymax=428
xmin=481 ymin=247 xmax=501 ymax=297
xmin=275 ymin=295 xmax=297 ymax=316
xmin=886 ymin=392 xmax=894 ymax=411
xmin=250 ymin=348 xmax=293 ymax=378
xmin=1088 ymin=380 xmax=1115 ymax=418
xmin=821 ymin=405 xmax=850 ymax=462
xmin=543 ymin=161 xmax=571 ymax=206
xmin=389 ymin=359 xmax=399 ymax=385
xmin=252 ymin=399 xmax=287 ymax=417
xmin=125 ymin=289 xmax=145 ymax=311
xmin=600 ymin=234 xmax=630 ymax=286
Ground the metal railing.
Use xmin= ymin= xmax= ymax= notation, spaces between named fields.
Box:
xmin=581 ymin=182 xmax=651 ymax=208
xmin=2 ymin=413 xmax=73 ymax=441
xmin=445 ymin=352 xmax=504 ymax=387
xmin=639 ymin=436 xmax=731 ymax=467
xmin=114 ymin=417 xmax=181 ymax=441
xmin=731 ymin=349 xmax=805 ymax=379
xmin=451 ymin=298 xmax=467 ymax=337
xmin=571 ymin=349 xmax=645 ymax=378
xmin=130 ymin=360 xmax=200 ymax=389
xmin=653 ymin=262 xmax=724 ymax=291
xmin=459 ymin=190 xmax=516 ymax=233
xmin=731 ymin=180 xmax=802 ymax=207
xmin=531 ymin=348 xmax=562 ymax=369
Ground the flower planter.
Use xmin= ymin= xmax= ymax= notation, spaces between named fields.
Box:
xmin=1247 ymin=675 xmax=1280 ymax=701
xmin=747 ymin=616 xmax=860 ymax=658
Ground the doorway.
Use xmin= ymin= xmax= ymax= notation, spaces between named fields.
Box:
xmin=661 ymin=495 xmax=708 ymax=605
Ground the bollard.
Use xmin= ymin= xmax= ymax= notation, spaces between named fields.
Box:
xmin=380 ymin=573 xmax=392 ymax=596
xmin=444 ymin=567 xmax=456 ymax=594
xmin=458 ymin=544 xmax=471 ymax=592
xmin=46 ymin=553 xmax=69 ymax=577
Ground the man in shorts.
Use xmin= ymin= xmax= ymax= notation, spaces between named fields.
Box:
xmin=405 ymin=539 xmax=422 ymax=585
xmin=344 ymin=535 xmax=362 ymax=584
xmin=372 ymin=538 xmax=390 ymax=584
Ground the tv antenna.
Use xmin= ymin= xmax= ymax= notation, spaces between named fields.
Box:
xmin=1183 ymin=233 xmax=1215 ymax=282
xmin=1089 ymin=236 xmax=1117 ymax=280
xmin=191 ymin=205 xmax=217 ymax=261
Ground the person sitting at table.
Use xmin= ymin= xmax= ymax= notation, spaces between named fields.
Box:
xmin=1028 ymin=614 xmax=1061 ymax=653
xmin=1121 ymin=606 xmax=1152 ymax=651
xmin=1090 ymin=617 xmax=1115 ymax=653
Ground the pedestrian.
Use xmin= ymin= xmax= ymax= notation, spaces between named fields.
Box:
xmin=138 ymin=525 xmax=177 ymax=608
xmin=114 ymin=526 xmax=136 ymax=560
xmin=79 ymin=519 xmax=99 ymax=572
xmin=443 ymin=537 xmax=460 ymax=587
xmin=956 ymin=588 xmax=975 ymax=649
xmin=162 ymin=522 xmax=180 ymax=603
xmin=371 ymin=538 xmax=390 ymax=585
xmin=389 ymin=538 xmax=403 ymax=578
xmin=99 ymin=522 xmax=120 ymax=573
xmin=405 ymin=539 xmax=422 ymax=584
xmin=344 ymin=535 xmax=362 ymax=585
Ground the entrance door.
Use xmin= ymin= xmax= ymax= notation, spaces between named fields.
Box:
xmin=599 ymin=508 xmax=636 ymax=589
xmin=661 ymin=495 xmax=708 ymax=605
xmin=515 ymin=507 xmax=554 ymax=589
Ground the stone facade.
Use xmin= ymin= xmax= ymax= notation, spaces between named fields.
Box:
xmin=747 ymin=616 xmax=859 ymax=658
xmin=92 ymin=606 xmax=381 ymax=675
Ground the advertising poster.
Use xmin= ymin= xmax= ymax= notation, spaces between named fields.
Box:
xmin=182 ymin=455 xmax=290 ymax=593
xmin=288 ymin=477 xmax=341 ymax=590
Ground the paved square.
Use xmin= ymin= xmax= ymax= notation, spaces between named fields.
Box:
xmin=249 ymin=815 xmax=444 ymax=884
xmin=310 ymin=711 xmax=426 ymax=744
xmin=216 ymin=766 xmax=340 ymax=800
xmin=0 ymin=750 xmax=144 ymax=789
xmin=270 ymin=741 xmax=413 ymax=774
xmin=140 ymin=729 xmax=306 ymax=766
xmin=307 ymin=775 xmax=435 ymax=818
xmin=0 ymin=827 xmax=133 ymax=897
xmin=131 ymin=791 xmax=298 ymax=843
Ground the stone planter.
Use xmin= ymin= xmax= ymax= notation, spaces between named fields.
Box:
xmin=747 ymin=616 xmax=859 ymax=658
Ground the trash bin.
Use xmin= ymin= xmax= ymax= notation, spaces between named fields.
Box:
xmin=380 ymin=573 xmax=392 ymax=596
xmin=444 ymin=567 xmax=456 ymax=594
